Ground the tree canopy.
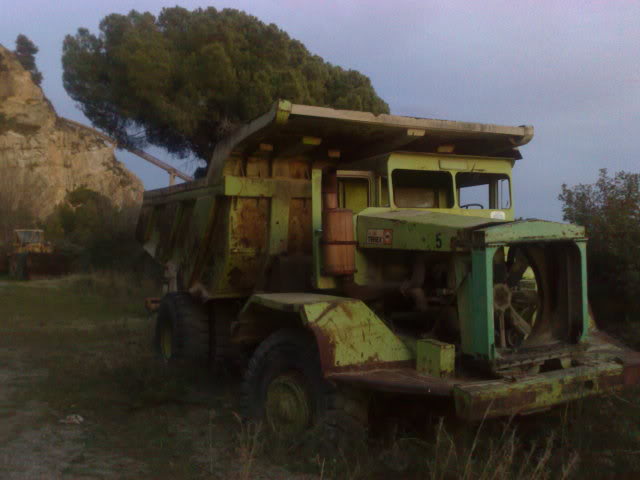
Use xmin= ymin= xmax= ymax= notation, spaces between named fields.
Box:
xmin=14 ymin=34 xmax=43 ymax=86
xmin=62 ymin=7 xmax=389 ymax=163
xmin=559 ymin=169 xmax=640 ymax=320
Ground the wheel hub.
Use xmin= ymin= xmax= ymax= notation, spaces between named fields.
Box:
xmin=265 ymin=373 xmax=312 ymax=436
xmin=494 ymin=282 xmax=535 ymax=348
xmin=493 ymin=283 xmax=512 ymax=312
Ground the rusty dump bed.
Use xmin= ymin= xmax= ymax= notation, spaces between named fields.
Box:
xmin=204 ymin=100 xmax=534 ymax=183
xmin=144 ymin=100 xmax=534 ymax=201
xmin=327 ymin=331 xmax=640 ymax=420
xmin=137 ymin=100 xmax=536 ymax=299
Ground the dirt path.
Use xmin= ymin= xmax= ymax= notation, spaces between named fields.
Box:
xmin=0 ymin=278 xmax=319 ymax=479
xmin=0 ymin=342 xmax=317 ymax=479
xmin=0 ymin=345 xmax=146 ymax=479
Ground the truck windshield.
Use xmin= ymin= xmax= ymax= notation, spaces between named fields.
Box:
xmin=456 ymin=172 xmax=510 ymax=209
xmin=392 ymin=170 xmax=454 ymax=208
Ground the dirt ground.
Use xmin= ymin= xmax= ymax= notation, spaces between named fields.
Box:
xmin=0 ymin=277 xmax=318 ymax=479
xmin=3 ymin=275 xmax=640 ymax=479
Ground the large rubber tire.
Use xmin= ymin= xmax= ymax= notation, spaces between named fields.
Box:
xmin=209 ymin=301 xmax=236 ymax=375
xmin=154 ymin=292 xmax=209 ymax=363
xmin=241 ymin=329 xmax=369 ymax=446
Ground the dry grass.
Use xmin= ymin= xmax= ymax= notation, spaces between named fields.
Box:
xmin=422 ymin=418 xmax=577 ymax=480
xmin=233 ymin=416 xmax=264 ymax=480
xmin=2 ymin=274 xmax=640 ymax=479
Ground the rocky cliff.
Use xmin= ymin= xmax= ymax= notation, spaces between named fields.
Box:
xmin=0 ymin=44 xmax=143 ymax=218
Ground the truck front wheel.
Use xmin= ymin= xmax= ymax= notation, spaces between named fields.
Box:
xmin=154 ymin=293 xmax=209 ymax=363
xmin=241 ymin=329 xmax=369 ymax=445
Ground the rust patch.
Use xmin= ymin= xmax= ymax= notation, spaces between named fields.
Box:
xmin=308 ymin=324 xmax=337 ymax=373
xmin=288 ymin=198 xmax=312 ymax=254
xmin=330 ymin=359 xmax=413 ymax=374
xmin=230 ymin=197 xmax=268 ymax=250
xmin=289 ymin=159 xmax=311 ymax=179
xmin=339 ymin=303 xmax=354 ymax=320
xmin=313 ymin=302 xmax=340 ymax=325
xmin=327 ymin=366 xmax=452 ymax=396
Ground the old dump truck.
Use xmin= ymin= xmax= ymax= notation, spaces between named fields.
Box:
xmin=137 ymin=100 xmax=640 ymax=436
xmin=8 ymin=229 xmax=69 ymax=280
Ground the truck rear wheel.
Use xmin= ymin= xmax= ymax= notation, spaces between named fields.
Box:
xmin=154 ymin=292 xmax=209 ymax=363
xmin=209 ymin=302 xmax=237 ymax=375
xmin=241 ymin=329 xmax=369 ymax=446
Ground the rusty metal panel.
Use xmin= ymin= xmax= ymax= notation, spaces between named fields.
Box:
xmin=288 ymin=198 xmax=312 ymax=254
xmin=454 ymin=361 xmax=624 ymax=420
xmin=473 ymin=220 xmax=586 ymax=247
xmin=302 ymin=299 xmax=413 ymax=373
xmin=230 ymin=197 xmax=269 ymax=251
xmin=357 ymin=209 xmax=499 ymax=252
xmin=246 ymin=156 xmax=270 ymax=177
xmin=416 ymin=339 xmax=455 ymax=377
xmin=240 ymin=293 xmax=413 ymax=373
xmin=181 ymin=196 xmax=216 ymax=290
xmin=289 ymin=159 xmax=311 ymax=179
xmin=327 ymin=368 xmax=454 ymax=396
xmin=204 ymin=196 xmax=269 ymax=296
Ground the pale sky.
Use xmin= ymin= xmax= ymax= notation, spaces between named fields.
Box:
xmin=2 ymin=0 xmax=639 ymax=220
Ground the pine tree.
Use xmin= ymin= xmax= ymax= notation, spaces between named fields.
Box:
xmin=14 ymin=34 xmax=43 ymax=86
xmin=62 ymin=7 xmax=389 ymax=164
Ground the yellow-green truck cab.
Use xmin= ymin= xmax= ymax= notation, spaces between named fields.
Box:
xmin=137 ymin=101 xmax=640 ymax=435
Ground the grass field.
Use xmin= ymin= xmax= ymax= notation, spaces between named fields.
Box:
xmin=1 ymin=274 xmax=640 ymax=479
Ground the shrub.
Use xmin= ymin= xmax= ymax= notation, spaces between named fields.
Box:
xmin=45 ymin=187 xmax=155 ymax=276
xmin=559 ymin=169 xmax=640 ymax=321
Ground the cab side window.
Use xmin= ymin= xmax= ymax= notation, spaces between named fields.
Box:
xmin=456 ymin=173 xmax=510 ymax=209
xmin=338 ymin=177 xmax=370 ymax=214
xmin=392 ymin=169 xmax=454 ymax=208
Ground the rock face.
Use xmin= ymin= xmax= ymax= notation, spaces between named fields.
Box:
xmin=0 ymin=44 xmax=143 ymax=218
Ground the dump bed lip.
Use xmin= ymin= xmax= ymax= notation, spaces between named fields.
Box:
xmin=206 ymin=100 xmax=535 ymax=183
xmin=286 ymin=103 xmax=533 ymax=140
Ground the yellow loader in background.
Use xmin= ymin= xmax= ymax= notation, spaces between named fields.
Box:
xmin=8 ymin=229 xmax=69 ymax=280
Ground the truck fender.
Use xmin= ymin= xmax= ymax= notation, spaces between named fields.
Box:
xmin=234 ymin=293 xmax=412 ymax=374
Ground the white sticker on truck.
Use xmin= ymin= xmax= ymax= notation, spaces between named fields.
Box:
xmin=367 ymin=229 xmax=393 ymax=245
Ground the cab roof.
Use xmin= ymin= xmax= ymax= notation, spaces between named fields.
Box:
xmin=207 ymin=100 xmax=534 ymax=183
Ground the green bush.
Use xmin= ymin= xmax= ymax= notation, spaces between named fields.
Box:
xmin=559 ymin=169 xmax=640 ymax=322
xmin=45 ymin=187 xmax=153 ymax=275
